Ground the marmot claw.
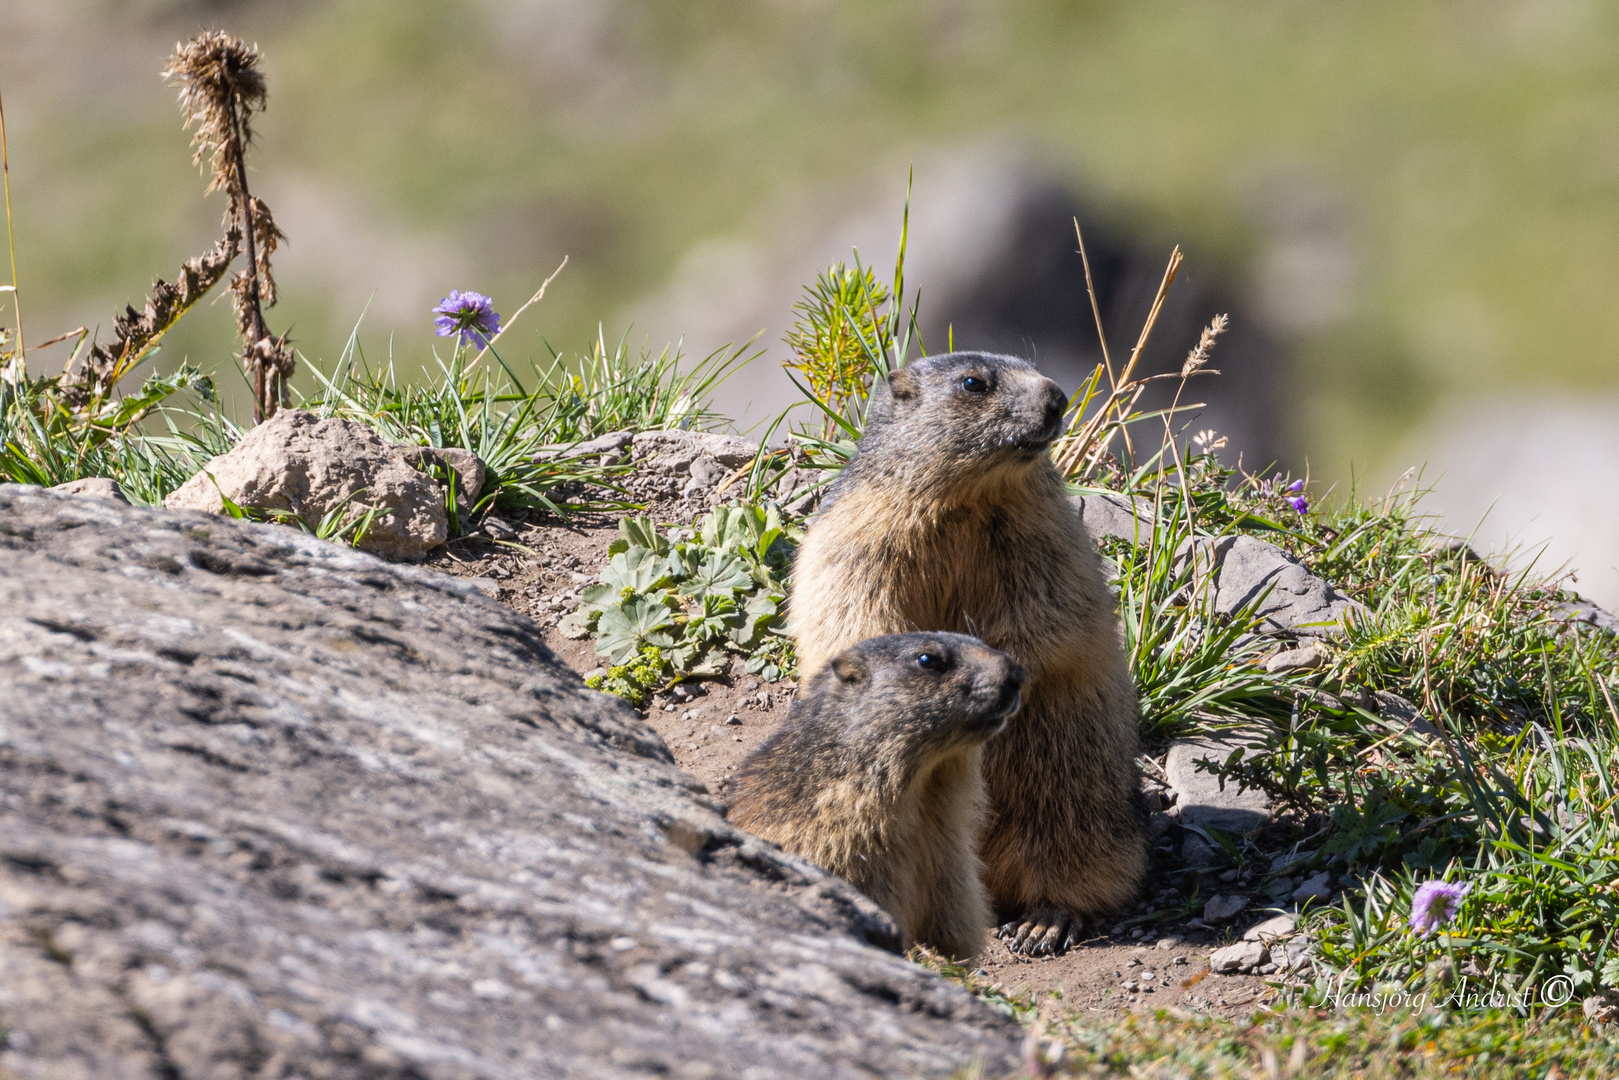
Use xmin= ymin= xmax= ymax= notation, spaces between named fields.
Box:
xmin=997 ymin=909 xmax=1083 ymax=957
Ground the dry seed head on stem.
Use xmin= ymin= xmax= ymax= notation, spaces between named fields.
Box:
xmin=1181 ymin=313 xmax=1228 ymax=377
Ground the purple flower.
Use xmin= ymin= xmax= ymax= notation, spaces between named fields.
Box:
xmin=432 ymin=290 xmax=502 ymax=350
xmin=1289 ymin=495 xmax=1309 ymax=514
xmin=1288 ymin=479 xmax=1305 ymax=493
xmin=1409 ymin=880 xmax=1469 ymax=936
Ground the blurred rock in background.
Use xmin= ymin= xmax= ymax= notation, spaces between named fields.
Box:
xmin=1401 ymin=396 xmax=1619 ymax=610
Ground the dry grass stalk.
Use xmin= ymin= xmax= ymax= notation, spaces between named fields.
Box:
xmin=1052 ymin=237 xmax=1199 ymax=479
xmin=165 ymin=31 xmax=290 ymax=422
xmin=0 ymin=83 xmax=24 ymax=384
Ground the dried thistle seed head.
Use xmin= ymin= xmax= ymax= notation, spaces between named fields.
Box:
xmin=1180 ymin=313 xmax=1229 ymax=377
xmin=164 ymin=32 xmax=268 ymax=210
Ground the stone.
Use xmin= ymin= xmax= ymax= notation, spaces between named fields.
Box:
xmin=164 ymin=409 xmax=448 ymax=562
xmin=632 ymin=430 xmax=759 ymax=474
xmin=1243 ymin=914 xmax=1297 ymax=942
xmin=1181 ymin=534 xmax=1360 ymax=638
xmin=1209 ymin=940 xmax=1267 ymax=974
xmin=1203 ymin=895 xmax=1248 ymax=921
xmin=1269 ymin=850 xmax=1314 ymax=874
xmin=555 ymin=429 xmax=636 ymax=461
xmin=1373 ymin=690 xmax=1442 ymax=738
xmin=1265 ymin=643 xmax=1325 ymax=674
xmin=47 ymin=476 xmax=130 ymax=504
xmin=1068 ymin=492 xmax=1154 ymax=544
xmin=1271 ymin=940 xmax=1312 ymax=973
xmin=399 ymin=445 xmax=487 ymax=514
xmin=0 ymin=486 xmax=1018 ymax=1079
xmin=1293 ymin=871 xmax=1335 ymax=903
xmin=1583 ymin=992 xmax=1619 ymax=1026
xmin=1164 ymin=737 xmax=1273 ymax=834
xmin=1556 ymin=595 xmax=1619 ymax=632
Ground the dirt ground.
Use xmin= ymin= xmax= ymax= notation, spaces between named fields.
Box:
xmin=425 ymin=505 xmax=1282 ymax=1020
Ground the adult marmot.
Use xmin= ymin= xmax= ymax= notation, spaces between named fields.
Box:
xmin=728 ymin=632 xmax=1024 ymax=960
xmin=790 ymin=351 xmax=1147 ymax=956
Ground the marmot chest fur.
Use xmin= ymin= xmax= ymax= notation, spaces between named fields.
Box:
xmin=788 ymin=350 xmax=1148 ymax=956
xmin=727 ymin=632 xmax=1024 ymax=960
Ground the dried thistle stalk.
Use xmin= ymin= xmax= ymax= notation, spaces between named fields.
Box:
xmin=165 ymin=31 xmax=290 ymax=422
xmin=71 ymin=229 xmax=241 ymax=400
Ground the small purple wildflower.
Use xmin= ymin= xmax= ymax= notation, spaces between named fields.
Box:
xmin=1288 ymin=479 xmax=1305 ymax=493
xmin=432 ymin=290 xmax=502 ymax=350
xmin=1409 ymin=880 xmax=1469 ymax=937
xmin=1289 ymin=495 xmax=1309 ymax=514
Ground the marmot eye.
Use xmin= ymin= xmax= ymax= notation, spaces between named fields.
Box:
xmin=960 ymin=375 xmax=989 ymax=394
xmin=916 ymin=652 xmax=950 ymax=672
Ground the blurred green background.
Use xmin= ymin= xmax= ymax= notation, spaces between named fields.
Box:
xmin=4 ymin=0 xmax=1619 ymax=593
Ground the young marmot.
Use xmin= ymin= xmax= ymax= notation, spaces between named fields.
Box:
xmin=728 ymin=632 xmax=1024 ymax=960
xmin=789 ymin=351 xmax=1148 ymax=956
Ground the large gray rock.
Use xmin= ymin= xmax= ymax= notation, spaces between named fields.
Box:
xmin=1183 ymin=534 xmax=1360 ymax=638
xmin=164 ymin=409 xmax=449 ymax=563
xmin=0 ymin=486 xmax=1017 ymax=1080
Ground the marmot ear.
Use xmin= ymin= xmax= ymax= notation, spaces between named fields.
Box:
xmin=830 ymin=653 xmax=868 ymax=684
xmin=886 ymin=367 xmax=919 ymax=402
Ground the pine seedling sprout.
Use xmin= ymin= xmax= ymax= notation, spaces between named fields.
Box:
xmin=165 ymin=31 xmax=291 ymax=423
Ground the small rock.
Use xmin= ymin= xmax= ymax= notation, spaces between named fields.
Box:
xmin=1209 ymin=940 xmax=1267 ymax=974
xmin=1154 ymin=937 xmax=1183 ymax=950
xmin=1243 ymin=914 xmax=1297 ymax=942
xmin=400 ymin=445 xmax=487 ymax=514
xmin=1203 ymin=895 xmax=1248 ymax=921
xmin=1256 ymin=962 xmax=1278 ymax=975
xmin=1164 ymin=736 xmax=1273 ymax=833
xmin=1265 ymin=644 xmax=1324 ymax=674
xmin=165 ymin=408 xmax=448 ymax=562
xmin=632 ymin=430 xmax=759 ymax=474
xmin=479 ymin=517 xmax=516 ymax=540
xmin=1172 ymin=956 xmax=1189 ymax=966
xmin=663 ymin=704 xmax=677 ymax=713
xmin=1272 ymin=940 xmax=1311 ymax=973
xmin=49 ymin=477 xmax=130 ymax=504
xmin=1125 ymin=957 xmax=1142 ymax=968
xmin=1582 ymin=993 xmax=1619 ymax=1026
xmin=550 ymin=430 xmax=635 ymax=461
xmin=1373 ymin=690 xmax=1442 ymax=738
xmin=671 ymin=683 xmax=697 ymax=702
xmin=464 ymin=577 xmax=501 ymax=599
xmin=1178 ymin=533 xmax=1361 ymax=638
xmin=1269 ymin=850 xmax=1314 ymax=874
xmin=724 ymin=715 xmax=742 ymax=726
xmin=1292 ymin=872 xmax=1333 ymax=903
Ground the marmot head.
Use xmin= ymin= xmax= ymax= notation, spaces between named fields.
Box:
xmin=795 ymin=632 xmax=1025 ymax=776
xmin=862 ymin=352 xmax=1068 ymax=481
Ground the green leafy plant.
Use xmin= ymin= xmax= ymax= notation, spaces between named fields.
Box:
xmin=564 ymin=503 xmax=801 ymax=699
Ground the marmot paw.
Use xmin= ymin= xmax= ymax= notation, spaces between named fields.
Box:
xmin=996 ymin=908 xmax=1083 ymax=957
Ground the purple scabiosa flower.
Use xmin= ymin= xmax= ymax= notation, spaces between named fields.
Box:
xmin=432 ymin=290 xmax=502 ymax=350
xmin=1409 ymin=880 xmax=1469 ymax=936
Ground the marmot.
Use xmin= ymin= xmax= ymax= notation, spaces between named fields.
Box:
xmin=789 ymin=351 xmax=1148 ymax=956
xmin=728 ymin=632 xmax=1024 ymax=960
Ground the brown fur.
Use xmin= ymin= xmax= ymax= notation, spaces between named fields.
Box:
xmin=789 ymin=351 xmax=1148 ymax=953
xmin=727 ymin=633 xmax=1024 ymax=959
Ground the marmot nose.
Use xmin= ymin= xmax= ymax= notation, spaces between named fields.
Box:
xmin=1039 ymin=379 xmax=1067 ymax=437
